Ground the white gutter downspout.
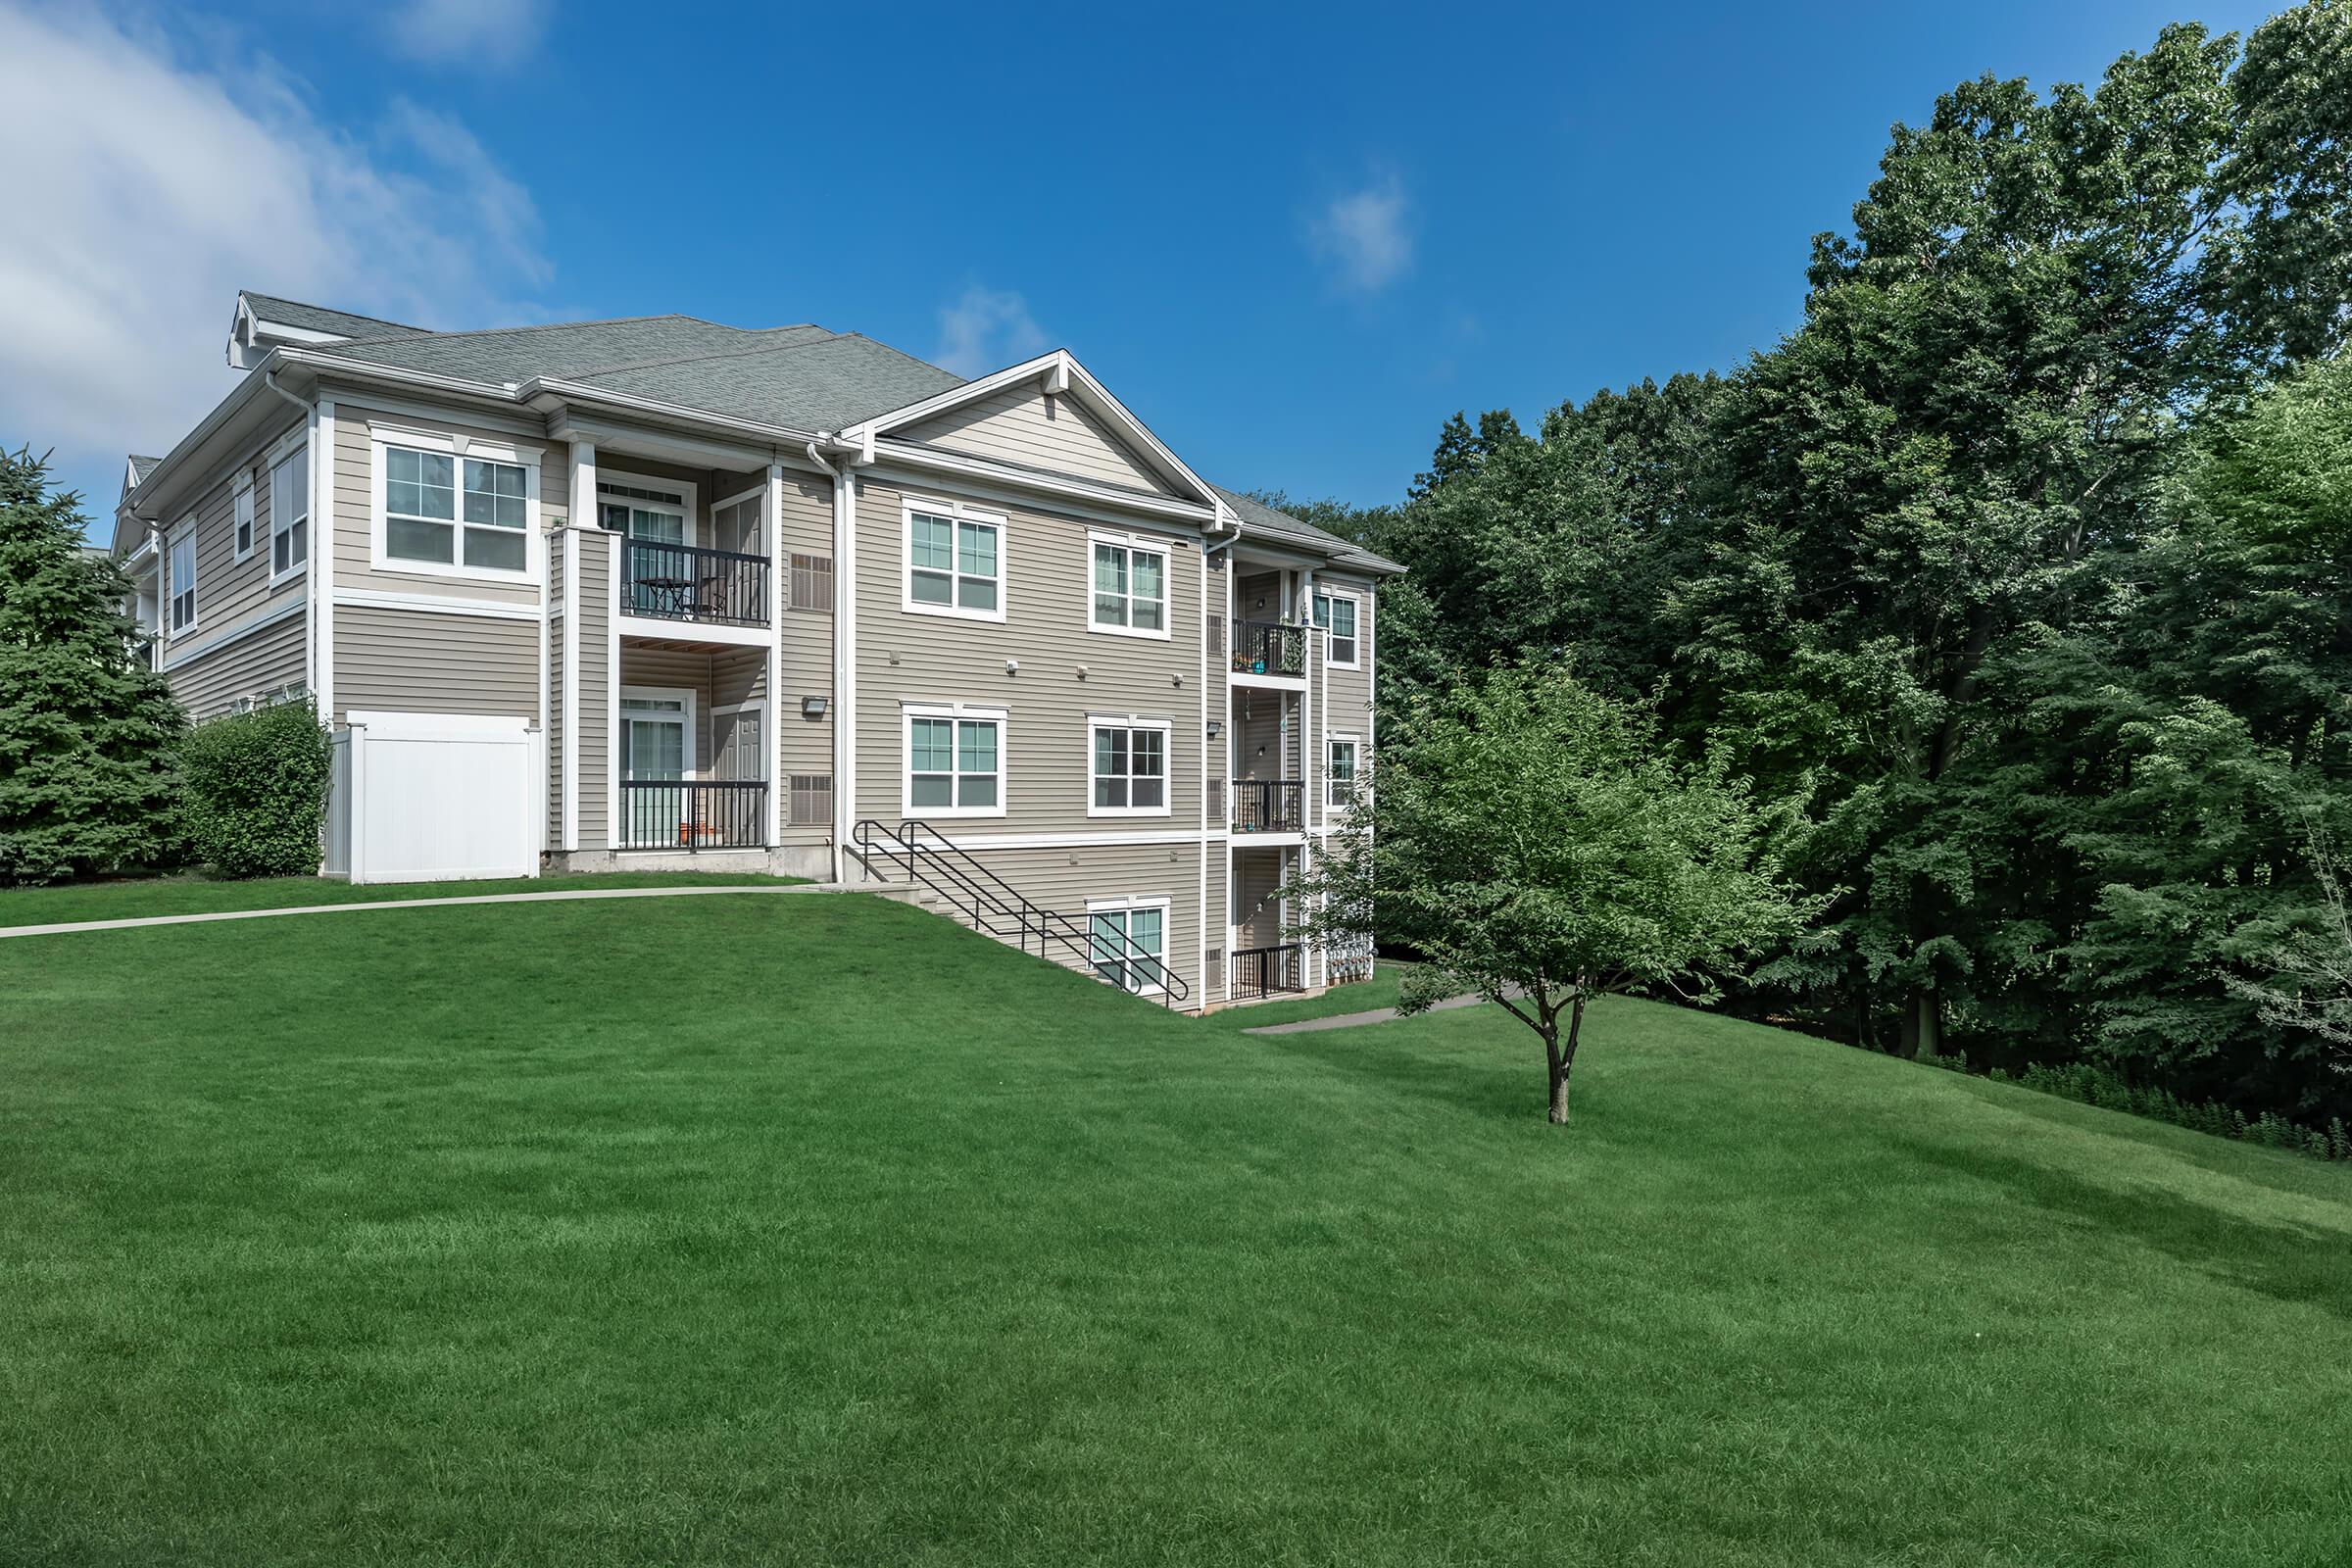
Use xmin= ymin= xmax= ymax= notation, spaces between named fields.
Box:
xmin=807 ymin=439 xmax=853 ymax=884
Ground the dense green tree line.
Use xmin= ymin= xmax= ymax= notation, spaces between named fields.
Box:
xmin=1301 ymin=3 xmax=2352 ymax=1121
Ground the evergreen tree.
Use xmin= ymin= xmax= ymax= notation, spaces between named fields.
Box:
xmin=0 ymin=447 xmax=184 ymax=883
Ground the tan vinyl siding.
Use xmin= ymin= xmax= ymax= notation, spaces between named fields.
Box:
xmin=166 ymin=609 xmax=308 ymax=721
xmin=576 ymin=535 xmax=612 ymax=849
xmin=620 ymin=646 xmax=720 ymax=765
xmin=777 ymin=474 xmax=835 ymax=841
xmin=1231 ymin=846 xmax=1289 ymax=951
xmin=851 ymin=475 xmax=1205 ymax=835
xmin=903 ymin=384 xmax=1177 ymax=496
xmin=155 ymin=411 xmax=311 ymax=712
xmin=1235 ymin=569 xmax=1287 ymax=625
xmin=330 ymin=400 xmax=556 ymax=609
xmin=333 ymin=605 xmax=537 ymax=719
xmin=952 ymin=842 xmax=1205 ymax=1003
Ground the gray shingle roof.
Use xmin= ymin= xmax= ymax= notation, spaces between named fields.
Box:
xmin=127 ymin=454 xmax=162 ymax=484
xmin=242 ymin=291 xmax=429 ymax=339
xmin=570 ymin=332 xmax=965 ymax=432
xmin=1212 ymin=486 xmax=1403 ymax=575
xmin=247 ymin=294 xmax=1396 ymax=573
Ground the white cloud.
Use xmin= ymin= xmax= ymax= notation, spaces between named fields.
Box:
xmin=934 ymin=285 xmax=1049 ymax=378
xmin=384 ymin=0 xmax=551 ymax=69
xmin=0 ymin=2 xmax=552 ymax=516
xmin=1306 ymin=174 xmax=1413 ymax=294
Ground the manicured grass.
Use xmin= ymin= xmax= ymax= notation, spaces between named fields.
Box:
xmin=1202 ymin=960 xmax=1409 ymax=1028
xmin=5 ymin=896 xmax=2350 ymax=1565
xmin=0 ymin=869 xmax=804 ymax=926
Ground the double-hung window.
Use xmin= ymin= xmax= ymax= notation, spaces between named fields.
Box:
xmin=1328 ymin=737 xmax=1359 ymax=808
xmin=1090 ymin=719 xmax=1169 ymax=815
xmin=231 ymin=476 xmax=256 ymax=563
xmin=1089 ymin=902 xmax=1167 ymax=993
xmin=381 ymin=437 xmax=532 ymax=575
xmin=1313 ymin=591 xmax=1359 ymax=667
xmin=270 ymin=446 xmax=309 ymax=580
xmin=906 ymin=710 xmax=1004 ymax=816
xmin=1090 ymin=536 xmax=1167 ymax=635
xmin=905 ymin=500 xmax=1003 ymax=618
xmin=167 ymin=522 xmax=197 ymax=636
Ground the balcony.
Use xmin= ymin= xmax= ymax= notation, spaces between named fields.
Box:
xmin=1230 ymin=943 xmax=1304 ymax=1000
xmin=618 ymin=779 xmax=767 ymax=849
xmin=620 ymin=539 xmax=769 ymax=627
xmin=1231 ymin=779 xmax=1305 ymax=834
xmin=1228 ymin=619 xmax=1307 ymax=678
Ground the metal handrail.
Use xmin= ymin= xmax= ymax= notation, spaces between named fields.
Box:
xmin=852 ymin=818 xmax=1189 ymax=1005
xmin=620 ymin=539 xmax=771 ymax=625
xmin=1229 ymin=619 xmax=1308 ymax=677
xmin=1231 ymin=778 xmax=1305 ymax=833
xmin=1230 ymin=943 xmax=1304 ymax=1001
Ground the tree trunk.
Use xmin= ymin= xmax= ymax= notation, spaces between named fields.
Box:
xmin=1547 ymin=991 xmax=1589 ymax=1125
xmin=1899 ymin=989 xmax=1940 ymax=1059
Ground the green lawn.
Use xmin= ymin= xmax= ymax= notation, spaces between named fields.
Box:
xmin=0 ymin=869 xmax=804 ymax=927
xmin=5 ymin=895 xmax=2349 ymax=1565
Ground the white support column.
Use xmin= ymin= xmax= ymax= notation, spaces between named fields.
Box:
xmin=563 ymin=441 xmax=593 ymax=852
xmin=606 ymin=526 xmax=621 ymax=852
xmin=832 ymin=463 xmax=857 ymax=872
xmin=1298 ymin=565 xmax=1317 ymax=989
xmin=313 ymin=398 xmax=335 ymax=721
xmin=765 ymin=461 xmax=785 ymax=850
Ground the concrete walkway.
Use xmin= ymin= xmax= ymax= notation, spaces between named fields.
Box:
xmin=1242 ymin=989 xmax=1509 ymax=1035
xmin=0 ymin=882 xmax=858 ymax=941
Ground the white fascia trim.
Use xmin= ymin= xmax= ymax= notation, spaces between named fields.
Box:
xmin=613 ymin=613 xmax=772 ymax=648
xmin=926 ymin=828 xmax=1208 ymax=850
xmin=1084 ymin=529 xmax=1175 ymax=642
xmin=159 ymin=595 xmax=305 ymax=669
xmin=333 ymin=587 xmax=543 ymax=621
xmin=867 ymin=441 xmax=1213 ymax=524
xmin=846 ymin=349 xmax=1218 ymax=509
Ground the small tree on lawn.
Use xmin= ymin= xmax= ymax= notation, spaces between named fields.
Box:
xmin=0 ymin=447 xmax=184 ymax=883
xmin=1290 ymin=662 xmax=1818 ymax=1125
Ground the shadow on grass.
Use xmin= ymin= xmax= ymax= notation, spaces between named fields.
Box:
xmin=1251 ymin=1011 xmax=1539 ymax=1123
xmin=1891 ymin=1133 xmax=2352 ymax=1323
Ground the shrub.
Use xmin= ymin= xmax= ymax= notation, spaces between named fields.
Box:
xmin=178 ymin=701 xmax=331 ymax=878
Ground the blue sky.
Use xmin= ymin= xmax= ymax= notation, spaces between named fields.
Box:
xmin=0 ymin=0 xmax=2281 ymax=522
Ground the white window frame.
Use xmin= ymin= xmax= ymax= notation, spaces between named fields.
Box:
xmin=1314 ymin=589 xmax=1361 ymax=669
xmin=1085 ymin=895 xmax=1172 ymax=996
xmin=600 ymin=470 xmax=699 ymax=548
xmin=1087 ymin=715 xmax=1174 ymax=818
xmin=902 ymin=703 xmax=1007 ymax=819
xmin=230 ymin=473 xmax=257 ymax=564
xmin=268 ymin=438 xmax=309 ymax=586
xmin=901 ymin=496 xmax=1007 ymax=624
xmin=619 ymin=685 xmax=700 ymax=778
xmin=368 ymin=423 xmax=544 ymax=586
xmin=1086 ymin=530 xmax=1172 ymax=641
xmin=1327 ymin=734 xmax=1361 ymax=808
xmin=166 ymin=517 xmax=198 ymax=640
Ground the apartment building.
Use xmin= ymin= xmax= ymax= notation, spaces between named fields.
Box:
xmin=112 ymin=292 xmax=1400 ymax=1009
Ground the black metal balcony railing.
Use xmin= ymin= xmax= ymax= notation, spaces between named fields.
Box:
xmin=618 ymin=780 xmax=767 ymax=849
xmin=1230 ymin=619 xmax=1307 ymax=677
xmin=1232 ymin=779 xmax=1305 ymax=834
xmin=1230 ymin=944 xmax=1304 ymax=1001
xmin=622 ymin=540 xmax=769 ymax=626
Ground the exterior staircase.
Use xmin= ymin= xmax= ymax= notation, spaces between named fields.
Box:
xmin=847 ymin=819 xmax=1189 ymax=1007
